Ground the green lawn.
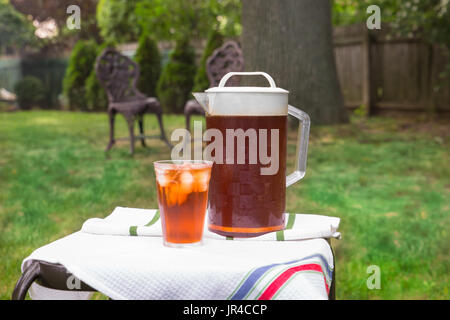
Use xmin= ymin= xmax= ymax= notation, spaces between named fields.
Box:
xmin=0 ymin=111 xmax=449 ymax=299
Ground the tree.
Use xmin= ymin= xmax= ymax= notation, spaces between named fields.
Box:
xmin=134 ymin=33 xmax=161 ymax=97
xmin=209 ymin=0 xmax=242 ymax=37
xmin=10 ymin=0 xmax=95 ymax=27
xmin=135 ymin=0 xmax=241 ymax=41
xmin=0 ymin=0 xmax=35 ymax=54
xmin=242 ymin=0 xmax=348 ymax=125
xmin=156 ymin=39 xmax=196 ymax=113
xmin=96 ymin=0 xmax=140 ymax=43
xmin=10 ymin=0 xmax=100 ymax=42
xmin=193 ymin=28 xmax=224 ymax=92
xmin=62 ymin=39 xmax=98 ymax=110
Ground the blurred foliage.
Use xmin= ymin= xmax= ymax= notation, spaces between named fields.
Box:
xmin=3 ymin=0 xmax=242 ymax=52
xmin=63 ymin=40 xmax=98 ymax=110
xmin=353 ymin=104 xmax=368 ymax=118
xmin=135 ymin=0 xmax=241 ymax=41
xmin=84 ymin=64 xmax=106 ymax=112
xmin=134 ymin=33 xmax=161 ymax=98
xmin=85 ymin=40 xmax=117 ymax=111
xmin=209 ymin=0 xmax=241 ymax=37
xmin=97 ymin=0 xmax=140 ymax=43
xmin=13 ymin=76 xmax=46 ymax=109
xmin=60 ymin=0 xmax=101 ymax=44
xmin=193 ymin=28 xmax=224 ymax=92
xmin=10 ymin=0 xmax=100 ymax=46
xmin=0 ymin=0 xmax=35 ymax=54
xmin=156 ymin=39 xmax=196 ymax=113
xmin=10 ymin=0 xmax=96 ymax=26
xmin=20 ymin=56 xmax=68 ymax=108
xmin=332 ymin=0 xmax=450 ymax=47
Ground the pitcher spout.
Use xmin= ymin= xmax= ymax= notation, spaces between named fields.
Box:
xmin=192 ymin=92 xmax=209 ymax=114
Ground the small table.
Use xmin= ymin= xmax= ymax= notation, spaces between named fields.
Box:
xmin=13 ymin=235 xmax=336 ymax=300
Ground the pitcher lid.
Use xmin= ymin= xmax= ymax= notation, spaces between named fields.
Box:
xmin=206 ymin=86 xmax=288 ymax=94
xmin=205 ymin=72 xmax=289 ymax=94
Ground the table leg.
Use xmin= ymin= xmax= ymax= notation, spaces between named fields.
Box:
xmin=12 ymin=260 xmax=40 ymax=300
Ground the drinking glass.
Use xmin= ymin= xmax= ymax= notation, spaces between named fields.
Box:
xmin=154 ymin=160 xmax=213 ymax=247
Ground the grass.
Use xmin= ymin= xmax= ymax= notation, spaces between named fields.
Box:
xmin=0 ymin=110 xmax=449 ymax=300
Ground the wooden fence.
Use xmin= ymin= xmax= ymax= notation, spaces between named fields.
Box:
xmin=333 ymin=24 xmax=450 ymax=114
xmin=0 ymin=55 xmax=68 ymax=108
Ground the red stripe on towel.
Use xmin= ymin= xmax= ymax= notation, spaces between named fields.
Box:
xmin=258 ymin=263 xmax=329 ymax=300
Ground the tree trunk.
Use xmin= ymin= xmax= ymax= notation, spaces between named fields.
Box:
xmin=242 ymin=0 xmax=348 ymax=125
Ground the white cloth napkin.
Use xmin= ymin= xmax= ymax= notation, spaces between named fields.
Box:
xmin=81 ymin=207 xmax=341 ymax=241
xmin=22 ymin=207 xmax=340 ymax=300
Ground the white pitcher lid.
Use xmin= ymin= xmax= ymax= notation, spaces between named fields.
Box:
xmin=205 ymin=72 xmax=289 ymax=94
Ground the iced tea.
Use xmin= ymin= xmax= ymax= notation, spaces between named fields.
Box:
xmin=154 ymin=160 xmax=212 ymax=247
xmin=206 ymin=115 xmax=287 ymax=237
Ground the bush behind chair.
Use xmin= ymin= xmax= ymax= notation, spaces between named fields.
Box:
xmin=192 ymin=29 xmax=224 ymax=92
xmin=134 ymin=33 xmax=161 ymax=98
xmin=156 ymin=39 xmax=196 ymax=114
xmin=62 ymin=39 xmax=98 ymax=110
xmin=14 ymin=76 xmax=46 ymax=110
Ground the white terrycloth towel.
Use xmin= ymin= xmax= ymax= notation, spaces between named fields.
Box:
xmin=22 ymin=207 xmax=340 ymax=300
xmin=81 ymin=207 xmax=341 ymax=241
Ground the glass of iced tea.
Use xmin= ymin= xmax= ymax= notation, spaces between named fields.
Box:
xmin=154 ymin=160 xmax=213 ymax=247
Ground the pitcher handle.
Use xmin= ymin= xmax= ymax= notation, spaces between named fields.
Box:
xmin=286 ymin=105 xmax=310 ymax=187
xmin=218 ymin=72 xmax=277 ymax=88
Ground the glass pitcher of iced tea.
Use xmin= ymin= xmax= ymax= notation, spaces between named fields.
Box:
xmin=193 ymin=72 xmax=310 ymax=238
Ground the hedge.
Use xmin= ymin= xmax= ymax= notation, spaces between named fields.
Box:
xmin=156 ymin=39 xmax=196 ymax=113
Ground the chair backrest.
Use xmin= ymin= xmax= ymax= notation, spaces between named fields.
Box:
xmin=206 ymin=41 xmax=244 ymax=87
xmin=95 ymin=49 xmax=141 ymax=103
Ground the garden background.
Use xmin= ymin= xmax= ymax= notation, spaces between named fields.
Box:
xmin=0 ymin=0 xmax=449 ymax=299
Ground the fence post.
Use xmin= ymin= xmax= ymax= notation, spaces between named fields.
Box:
xmin=425 ymin=44 xmax=436 ymax=114
xmin=362 ymin=28 xmax=372 ymax=115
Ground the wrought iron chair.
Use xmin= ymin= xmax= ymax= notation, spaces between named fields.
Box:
xmin=184 ymin=41 xmax=244 ymax=131
xmin=95 ymin=49 xmax=171 ymax=154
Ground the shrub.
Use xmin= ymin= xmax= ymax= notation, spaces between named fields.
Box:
xmin=85 ymin=40 xmax=116 ymax=111
xmin=134 ymin=33 xmax=161 ymax=98
xmin=97 ymin=0 xmax=140 ymax=43
xmin=20 ymin=56 xmax=68 ymax=109
xmin=62 ymin=39 xmax=98 ymax=110
xmin=14 ymin=76 xmax=46 ymax=110
xmin=156 ymin=39 xmax=196 ymax=113
xmin=85 ymin=69 xmax=108 ymax=111
xmin=193 ymin=29 xmax=224 ymax=92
